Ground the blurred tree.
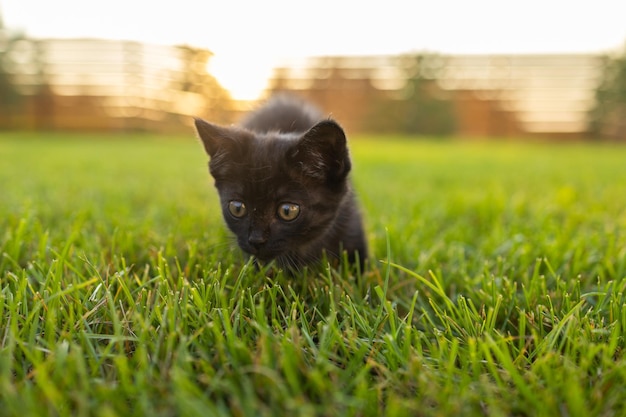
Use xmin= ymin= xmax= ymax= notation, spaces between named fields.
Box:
xmin=588 ymin=45 xmax=626 ymax=140
xmin=0 ymin=13 xmax=24 ymax=128
xmin=367 ymin=54 xmax=457 ymax=136
xmin=173 ymin=45 xmax=234 ymax=123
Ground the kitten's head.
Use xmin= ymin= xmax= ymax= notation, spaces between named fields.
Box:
xmin=194 ymin=118 xmax=352 ymax=267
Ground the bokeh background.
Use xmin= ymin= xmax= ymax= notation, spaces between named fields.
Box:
xmin=1 ymin=0 xmax=626 ymax=139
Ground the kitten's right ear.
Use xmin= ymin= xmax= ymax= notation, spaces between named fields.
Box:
xmin=194 ymin=118 xmax=237 ymax=157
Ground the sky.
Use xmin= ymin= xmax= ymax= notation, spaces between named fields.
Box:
xmin=2 ymin=0 xmax=626 ymax=99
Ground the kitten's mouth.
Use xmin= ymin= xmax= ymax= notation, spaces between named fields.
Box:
xmin=241 ymin=237 xmax=288 ymax=261
xmin=243 ymin=245 xmax=279 ymax=262
xmin=251 ymin=252 xmax=274 ymax=262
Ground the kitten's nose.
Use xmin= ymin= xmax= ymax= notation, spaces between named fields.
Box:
xmin=248 ymin=231 xmax=268 ymax=250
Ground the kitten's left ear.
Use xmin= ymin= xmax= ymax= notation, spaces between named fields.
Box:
xmin=289 ymin=120 xmax=351 ymax=183
xmin=194 ymin=117 xmax=239 ymax=157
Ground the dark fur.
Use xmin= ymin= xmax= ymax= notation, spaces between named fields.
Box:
xmin=194 ymin=95 xmax=367 ymax=271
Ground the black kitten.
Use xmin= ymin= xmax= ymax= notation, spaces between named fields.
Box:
xmin=194 ymin=95 xmax=367 ymax=271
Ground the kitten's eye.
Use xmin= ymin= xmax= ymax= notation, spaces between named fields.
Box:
xmin=277 ymin=203 xmax=300 ymax=221
xmin=228 ymin=200 xmax=247 ymax=218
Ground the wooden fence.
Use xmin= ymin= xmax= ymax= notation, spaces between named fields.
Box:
xmin=1 ymin=38 xmax=605 ymax=137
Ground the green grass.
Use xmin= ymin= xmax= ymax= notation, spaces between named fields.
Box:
xmin=1 ymin=131 xmax=626 ymax=416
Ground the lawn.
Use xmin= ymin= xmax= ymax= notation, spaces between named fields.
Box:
xmin=1 ymin=132 xmax=626 ymax=416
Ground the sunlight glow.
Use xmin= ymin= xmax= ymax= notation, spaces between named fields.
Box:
xmin=208 ymin=54 xmax=276 ymax=101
